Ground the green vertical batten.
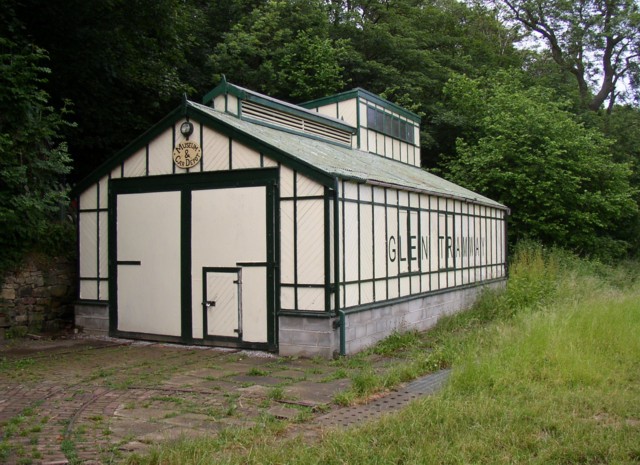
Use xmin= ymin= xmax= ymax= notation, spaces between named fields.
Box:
xmin=417 ymin=194 xmax=422 ymax=293
xmin=95 ymin=182 xmax=101 ymax=300
xmin=335 ymin=180 xmax=345 ymax=355
xmin=333 ymin=178 xmax=341 ymax=315
xmin=324 ymin=186 xmax=332 ymax=313
xmin=293 ymin=171 xmax=298 ymax=310
xmin=396 ymin=190 xmax=400 ymax=296
xmin=266 ymin=181 xmax=277 ymax=348
xmin=181 ymin=189 xmax=193 ymax=343
xmin=384 ymin=188 xmax=389 ymax=299
xmin=356 ymin=97 xmax=361 ymax=149
xmin=108 ymin=183 xmax=118 ymax=335
xmin=199 ymin=122 xmax=204 ymax=173
xmin=172 ymin=124 xmax=176 ymax=175
xmin=228 ymin=137 xmax=233 ymax=170
xmin=341 ymin=180 xmax=346 ymax=308
xmin=357 ymin=184 xmax=361 ymax=305
xmin=371 ymin=186 xmax=376 ymax=301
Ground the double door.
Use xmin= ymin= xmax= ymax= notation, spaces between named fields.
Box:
xmin=111 ymin=173 xmax=276 ymax=349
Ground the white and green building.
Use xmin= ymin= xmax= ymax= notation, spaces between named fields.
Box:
xmin=74 ymin=78 xmax=508 ymax=357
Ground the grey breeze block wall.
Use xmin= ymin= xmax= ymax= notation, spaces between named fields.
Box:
xmin=279 ymin=281 xmax=506 ymax=358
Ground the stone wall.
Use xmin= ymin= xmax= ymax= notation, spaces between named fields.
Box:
xmin=0 ymin=255 xmax=76 ymax=336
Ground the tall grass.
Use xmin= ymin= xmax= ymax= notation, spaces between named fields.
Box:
xmin=128 ymin=243 xmax=640 ymax=464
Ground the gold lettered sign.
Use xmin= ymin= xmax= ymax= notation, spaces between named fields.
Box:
xmin=173 ymin=141 xmax=202 ymax=169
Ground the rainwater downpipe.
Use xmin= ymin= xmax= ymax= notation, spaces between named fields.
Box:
xmin=339 ymin=309 xmax=346 ymax=356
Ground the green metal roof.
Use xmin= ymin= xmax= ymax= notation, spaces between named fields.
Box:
xmin=189 ymin=102 xmax=506 ymax=210
xmin=73 ymin=89 xmax=506 ymax=211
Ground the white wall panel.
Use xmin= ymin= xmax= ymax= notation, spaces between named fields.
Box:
xmin=343 ymin=181 xmax=359 ymax=200
xmin=99 ymin=281 xmax=109 ymax=301
xmin=373 ymin=205 xmax=387 ymax=279
xmin=80 ymin=281 xmax=98 ymax=301
xmin=202 ymin=126 xmax=229 ymax=172
xmin=280 ymin=201 xmax=295 ymax=284
xmin=297 ymin=200 xmax=324 ymax=285
xmin=227 ymin=95 xmax=239 ymax=115
xmin=147 ymin=127 xmax=173 ymax=176
xmin=297 ymin=173 xmax=323 ymax=197
xmin=297 ymin=288 xmax=325 ymax=311
xmin=241 ymin=268 xmax=268 ymax=342
xmin=117 ymin=191 xmax=181 ymax=336
xmin=123 ymin=148 xmax=146 ymax=177
xmin=360 ymin=282 xmax=374 ymax=305
xmin=281 ymin=287 xmax=295 ymax=310
xmin=213 ymin=95 xmax=225 ymax=111
xmin=344 ymin=283 xmax=359 ymax=307
xmin=386 ymin=203 xmax=399 ymax=277
xmin=317 ymin=103 xmax=337 ymax=118
xmin=262 ymin=155 xmax=278 ymax=167
xmin=80 ymin=183 xmax=98 ymax=210
xmin=98 ymin=211 xmax=109 ymax=278
xmin=98 ymin=177 xmax=109 ymax=208
xmin=344 ymin=202 xmax=359 ymax=282
xmin=359 ymin=203 xmax=373 ymax=280
xmin=79 ymin=212 xmax=97 ymax=278
xmin=280 ymin=166 xmax=295 ymax=198
xmin=388 ymin=277 xmax=399 ymax=299
xmin=232 ymin=140 xmax=261 ymax=170
xmin=374 ymin=280 xmax=387 ymax=301
xmin=340 ymin=100 xmax=358 ymax=127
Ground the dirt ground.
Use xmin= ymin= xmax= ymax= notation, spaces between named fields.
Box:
xmin=0 ymin=334 xmax=432 ymax=464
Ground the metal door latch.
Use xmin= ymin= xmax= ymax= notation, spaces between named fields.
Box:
xmin=205 ymin=300 xmax=216 ymax=308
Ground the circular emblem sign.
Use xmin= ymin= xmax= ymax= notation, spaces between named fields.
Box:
xmin=173 ymin=141 xmax=202 ymax=169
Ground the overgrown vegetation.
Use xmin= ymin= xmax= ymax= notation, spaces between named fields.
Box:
xmin=126 ymin=242 xmax=640 ymax=464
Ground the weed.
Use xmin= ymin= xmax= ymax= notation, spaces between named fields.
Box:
xmin=247 ymin=367 xmax=269 ymax=376
xmin=267 ymin=386 xmax=284 ymax=401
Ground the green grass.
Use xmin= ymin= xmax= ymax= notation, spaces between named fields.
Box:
xmin=125 ymin=242 xmax=640 ymax=464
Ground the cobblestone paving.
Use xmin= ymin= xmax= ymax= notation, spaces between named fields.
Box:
xmin=0 ymin=337 xmax=448 ymax=464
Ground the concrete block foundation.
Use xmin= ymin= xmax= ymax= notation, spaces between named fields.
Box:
xmin=75 ymin=303 xmax=109 ymax=336
xmin=279 ymin=281 xmax=505 ymax=358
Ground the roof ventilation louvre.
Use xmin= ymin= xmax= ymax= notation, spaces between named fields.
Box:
xmin=242 ymin=101 xmax=352 ymax=146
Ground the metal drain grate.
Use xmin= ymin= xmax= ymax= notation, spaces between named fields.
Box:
xmin=316 ymin=369 xmax=451 ymax=428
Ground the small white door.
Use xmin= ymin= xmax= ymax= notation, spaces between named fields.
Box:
xmin=204 ymin=269 xmax=241 ymax=339
xmin=116 ymin=191 xmax=181 ymax=336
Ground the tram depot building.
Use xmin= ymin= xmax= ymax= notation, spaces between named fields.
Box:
xmin=74 ymin=78 xmax=508 ymax=357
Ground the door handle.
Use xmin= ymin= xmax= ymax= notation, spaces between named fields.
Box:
xmin=204 ymin=300 xmax=216 ymax=308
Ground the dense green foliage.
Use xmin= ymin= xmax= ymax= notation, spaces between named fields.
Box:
xmin=0 ymin=36 xmax=74 ymax=272
xmin=127 ymin=243 xmax=640 ymax=463
xmin=1 ymin=0 xmax=639 ymax=265
xmin=442 ymin=71 xmax=638 ymax=258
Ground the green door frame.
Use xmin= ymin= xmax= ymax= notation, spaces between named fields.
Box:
xmin=109 ymin=168 xmax=279 ymax=350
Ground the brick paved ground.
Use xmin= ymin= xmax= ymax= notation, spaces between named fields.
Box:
xmin=0 ymin=337 xmax=447 ymax=464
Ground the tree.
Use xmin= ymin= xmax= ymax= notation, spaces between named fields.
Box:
xmin=326 ymin=0 xmax=525 ymax=166
xmin=14 ymin=0 xmax=206 ymax=181
xmin=210 ymin=0 xmax=351 ymax=101
xmin=0 ymin=37 xmax=74 ymax=270
xmin=442 ymin=71 xmax=637 ymax=259
xmin=498 ymin=0 xmax=640 ymax=111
